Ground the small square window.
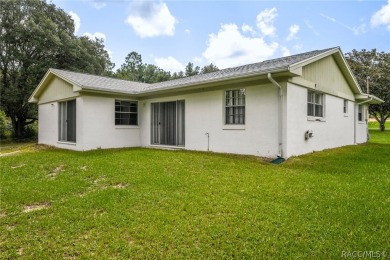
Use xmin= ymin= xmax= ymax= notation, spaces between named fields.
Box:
xmin=115 ymin=100 xmax=138 ymax=125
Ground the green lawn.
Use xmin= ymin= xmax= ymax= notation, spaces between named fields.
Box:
xmin=368 ymin=120 xmax=390 ymax=130
xmin=1 ymin=131 xmax=389 ymax=258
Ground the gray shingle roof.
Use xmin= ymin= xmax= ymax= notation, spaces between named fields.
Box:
xmin=146 ymin=47 xmax=337 ymax=92
xmin=50 ymin=47 xmax=337 ymax=95
xmin=50 ymin=69 xmax=149 ymax=94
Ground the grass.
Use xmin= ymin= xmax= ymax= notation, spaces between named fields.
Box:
xmin=1 ymin=131 xmax=389 ymax=258
xmin=368 ymin=119 xmax=390 ymax=130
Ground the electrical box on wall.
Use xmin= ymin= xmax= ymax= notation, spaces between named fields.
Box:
xmin=304 ymin=130 xmax=314 ymax=140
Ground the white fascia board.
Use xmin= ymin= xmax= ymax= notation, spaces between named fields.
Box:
xmin=355 ymin=94 xmax=384 ymax=104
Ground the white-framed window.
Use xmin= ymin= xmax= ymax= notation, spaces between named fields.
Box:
xmin=343 ymin=99 xmax=348 ymax=114
xmin=225 ymin=89 xmax=245 ymax=125
xmin=307 ymin=90 xmax=324 ymax=118
xmin=59 ymin=100 xmax=76 ymax=142
xmin=358 ymin=105 xmax=364 ymax=122
xmin=115 ymin=100 xmax=138 ymax=125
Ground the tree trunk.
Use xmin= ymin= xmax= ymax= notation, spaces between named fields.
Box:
xmin=11 ymin=117 xmax=27 ymax=139
xmin=380 ymin=122 xmax=385 ymax=131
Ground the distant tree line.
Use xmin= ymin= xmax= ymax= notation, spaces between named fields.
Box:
xmin=115 ymin=51 xmax=219 ymax=83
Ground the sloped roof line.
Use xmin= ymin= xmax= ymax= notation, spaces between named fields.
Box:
xmin=29 ymin=47 xmax=349 ymax=102
xmin=52 ymin=47 xmax=339 ymax=94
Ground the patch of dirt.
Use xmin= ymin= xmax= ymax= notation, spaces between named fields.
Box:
xmin=53 ymin=165 xmax=64 ymax=173
xmin=22 ymin=202 xmax=51 ymax=213
xmin=33 ymin=144 xmax=56 ymax=151
xmin=6 ymin=224 xmax=16 ymax=231
xmin=11 ymin=164 xmax=26 ymax=169
xmin=0 ymin=212 xmax=6 ymax=218
xmin=0 ymin=151 xmax=21 ymax=157
xmin=112 ymin=183 xmax=127 ymax=189
xmin=17 ymin=247 xmax=23 ymax=256
xmin=80 ymin=166 xmax=87 ymax=171
xmin=93 ymin=177 xmax=106 ymax=184
xmin=47 ymin=165 xmax=64 ymax=178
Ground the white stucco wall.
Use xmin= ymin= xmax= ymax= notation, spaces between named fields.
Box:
xmin=36 ymin=77 xmax=368 ymax=157
xmin=81 ymin=95 xmax=141 ymax=150
xmin=284 ymin=83 xmax=365 ymax=157
xmin=139 ymin=84 xmax=280 ymax=157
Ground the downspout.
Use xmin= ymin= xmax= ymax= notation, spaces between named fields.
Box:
xmin=354 ymin=97 xmax=373 ymax=144
xmin=267 ymin=73 xmax=284 ymax=158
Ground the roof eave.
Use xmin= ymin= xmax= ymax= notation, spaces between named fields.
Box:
xmin=28 ymin=69 xmax=83 ymax=103
xmin=139 ymin=67 xmax=291 ymax=95
xmin=80 ymin=87 xmax=139 ymax=96
xmin=355 ymin=94 xmax=384 ymax=104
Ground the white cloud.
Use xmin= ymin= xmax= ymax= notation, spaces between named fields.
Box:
xmin=242 ymin=24 xmax=256 ymax=35
xmin=281 ymin=47 xmax=291 ymax=57
xmin=193 ymin=57 xmax=203 ymax=63
xmin=83 ymin=32 xmax=106 ymax=41
xmin=286 ymin=24 xmax=300 ymax=41
xmin=68 ymin=11 xmax=80 ymax=34
xmin=320 ymin=13 xmax=367 ymax=35
xmin=371 ymin=0 xmax=390 ymax=30
xmin=185 ymin=29 xmax=191 ymax=35
xmin=256 ymin=7 xmax=278 ymax=37
xmin=294 ymin=44 xmax=303 ymax=50
xmin=125 ymin=1 xmax=177 ymax=38
xmin=91 ymin=1 xmax=106 ymax=9
xmin=351 ymin=24 xmax=368 ymax=35
xmin=305 ymin=20 xmax=320 ymax=36
xmin=202 ymin=24 xmax=278 ymax=69
xmin=154 ymin=56 xmax=185 ymax=73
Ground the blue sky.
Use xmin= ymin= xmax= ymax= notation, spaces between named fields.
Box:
xmin=52 ymin=0 xmax=390 ymax=72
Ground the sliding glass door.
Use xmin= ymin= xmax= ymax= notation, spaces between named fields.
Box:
xmin=151 ymin=101 xmax=185 ymax=146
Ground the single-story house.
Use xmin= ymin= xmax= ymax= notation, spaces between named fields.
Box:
xmin=29 ymin=47 xmax=383 ymax=159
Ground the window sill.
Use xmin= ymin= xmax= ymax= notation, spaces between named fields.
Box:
xmin=307 ymin=117 xmax=326 ymax=122
xmin=115 ymin=125 xmax=140 ymax=129
xmin=358 ymin=121 xmax=365 ymax=124
xmin=222 ymin=124 xmax=246 ymax=130
xmin=57 ymin=141 xmax=76 ymax=145
xmin=344 ymin=114 xmax=349 ymax=117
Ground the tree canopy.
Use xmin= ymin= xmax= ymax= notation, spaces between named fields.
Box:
xmin=0 ymin=0 xmax=113 ymax=138
xmin=345 ymin=49 xmax=390 ymax=131
xmin=115 ymin=52 xmax=219 ymax=83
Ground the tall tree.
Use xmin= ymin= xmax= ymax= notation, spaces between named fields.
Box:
xmin=0 ymin=0 xmax=113 ymax=138
xmin=142 ymin=64 xmax=171 ymax=83
xmin=116 ymin=51 xmax=144 ymax=82
xmin=345 ymin=49 xmax=390 ymax=131
xmin=184 ymin=62 xmax=200 ymax=77
xmin=201 ymin=63 xmax=219 ymax=74
xmin=115 ymin=51 xmax=172 ymax=83
xmin=171 ymin=71 xmax=184 ymax=80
